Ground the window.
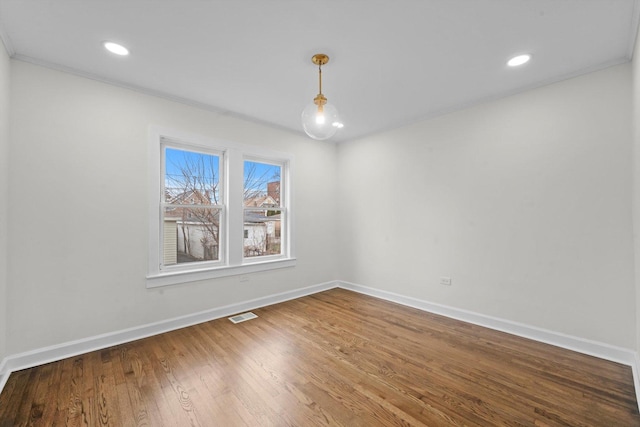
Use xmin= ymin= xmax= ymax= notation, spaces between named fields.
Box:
xmin=147 ymin=127 xmax=295 ymax=287
xmin=163 ymin=146 xmax=223 ymax=267
xmin=243 ymin=160 xmax=284 ymax=259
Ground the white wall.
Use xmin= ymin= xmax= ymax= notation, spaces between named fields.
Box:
xmin=633 ymin=25 xmax=640 ymax=353
xmin=338 ymin=64 xmax=635 ymax=349
xmin=0 ymin=40 xmax=10 ymax=362
xmin=7 ymin=60 xmax=338 ymax=355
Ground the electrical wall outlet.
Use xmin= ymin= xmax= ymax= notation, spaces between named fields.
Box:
xmin=440 ymin=276 xmax=452 ymax=286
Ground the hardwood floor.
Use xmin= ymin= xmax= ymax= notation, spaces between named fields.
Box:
xmin=1 ymin=288 xmax=638 ymax=426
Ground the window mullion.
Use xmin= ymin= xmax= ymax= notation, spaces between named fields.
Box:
xmin=227 ymin=148 xmax=244 ymax=266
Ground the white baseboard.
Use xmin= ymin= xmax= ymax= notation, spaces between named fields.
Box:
xmin=1 ymin=279 xmax=639 ymax=411
xmin=0 ymin=280 xmax=338 ymax=394
xmin=0 ymin=366 xmax=9 ymax=396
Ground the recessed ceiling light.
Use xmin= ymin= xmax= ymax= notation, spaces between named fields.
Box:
xmin=103 ymin=41 xmax=129 ymax=56
xmin=507 ymin=54 xmax=531 ymax=67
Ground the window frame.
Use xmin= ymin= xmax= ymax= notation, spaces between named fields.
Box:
xmin=147 ymin=126 xmax=295 ymax=288
xmin=161 ymin=141 xmax=225 ymax=272
xmin=242 ymin=157 xmax=286 ymax=263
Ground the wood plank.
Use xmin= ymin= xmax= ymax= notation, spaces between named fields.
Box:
xmin=0 ymin=288 xmax=638 ymax=426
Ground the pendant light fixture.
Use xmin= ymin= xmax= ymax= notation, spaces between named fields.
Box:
xmin=301 ymin=54 xmax=343 ymax=140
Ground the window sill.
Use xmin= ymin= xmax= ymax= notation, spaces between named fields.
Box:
xmin=146 ymin=258 xmax=297 ymax=288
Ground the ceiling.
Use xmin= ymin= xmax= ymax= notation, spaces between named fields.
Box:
xmin=0 ymin=0 xmax=638 ymax=143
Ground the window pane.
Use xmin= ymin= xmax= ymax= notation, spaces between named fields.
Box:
xmin=244 ymin=209 xmax=282 ymax=258
xmin=243 ymin=160 xmax=281 ymax=208
xmin=163 ymin=207 xmax=221 ymax=265
xmin=165 ymin=147 xmax=220 ymax=205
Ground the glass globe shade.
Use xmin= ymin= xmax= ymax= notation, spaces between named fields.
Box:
xmin=301 ymin=102 xmax=340 ymax=140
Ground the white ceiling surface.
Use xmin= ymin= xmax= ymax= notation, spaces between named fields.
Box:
xmin=0 ymin=1 xmax=638 ymax=142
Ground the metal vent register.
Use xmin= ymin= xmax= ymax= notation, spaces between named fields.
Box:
xmin=228 ymin=312 xmax=258 ymax=324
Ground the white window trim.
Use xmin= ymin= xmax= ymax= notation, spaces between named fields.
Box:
xmin=147 ymin=126 xmax=295 ymax=288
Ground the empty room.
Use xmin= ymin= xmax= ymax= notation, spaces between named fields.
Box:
xmin=1 ymin=1 xmax=640 ymax=425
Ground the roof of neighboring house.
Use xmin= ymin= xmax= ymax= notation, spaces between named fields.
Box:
xmin=244 ymin=195 xmax=277 ymax=208
xmin=165 ymin=188 xmax=218 ymax=205
xmin=244 ymin=212 xmax=281 ymax=224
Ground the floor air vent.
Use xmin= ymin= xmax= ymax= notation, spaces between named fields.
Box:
xmin=228 ymin=312 xmax=258 ymax=324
